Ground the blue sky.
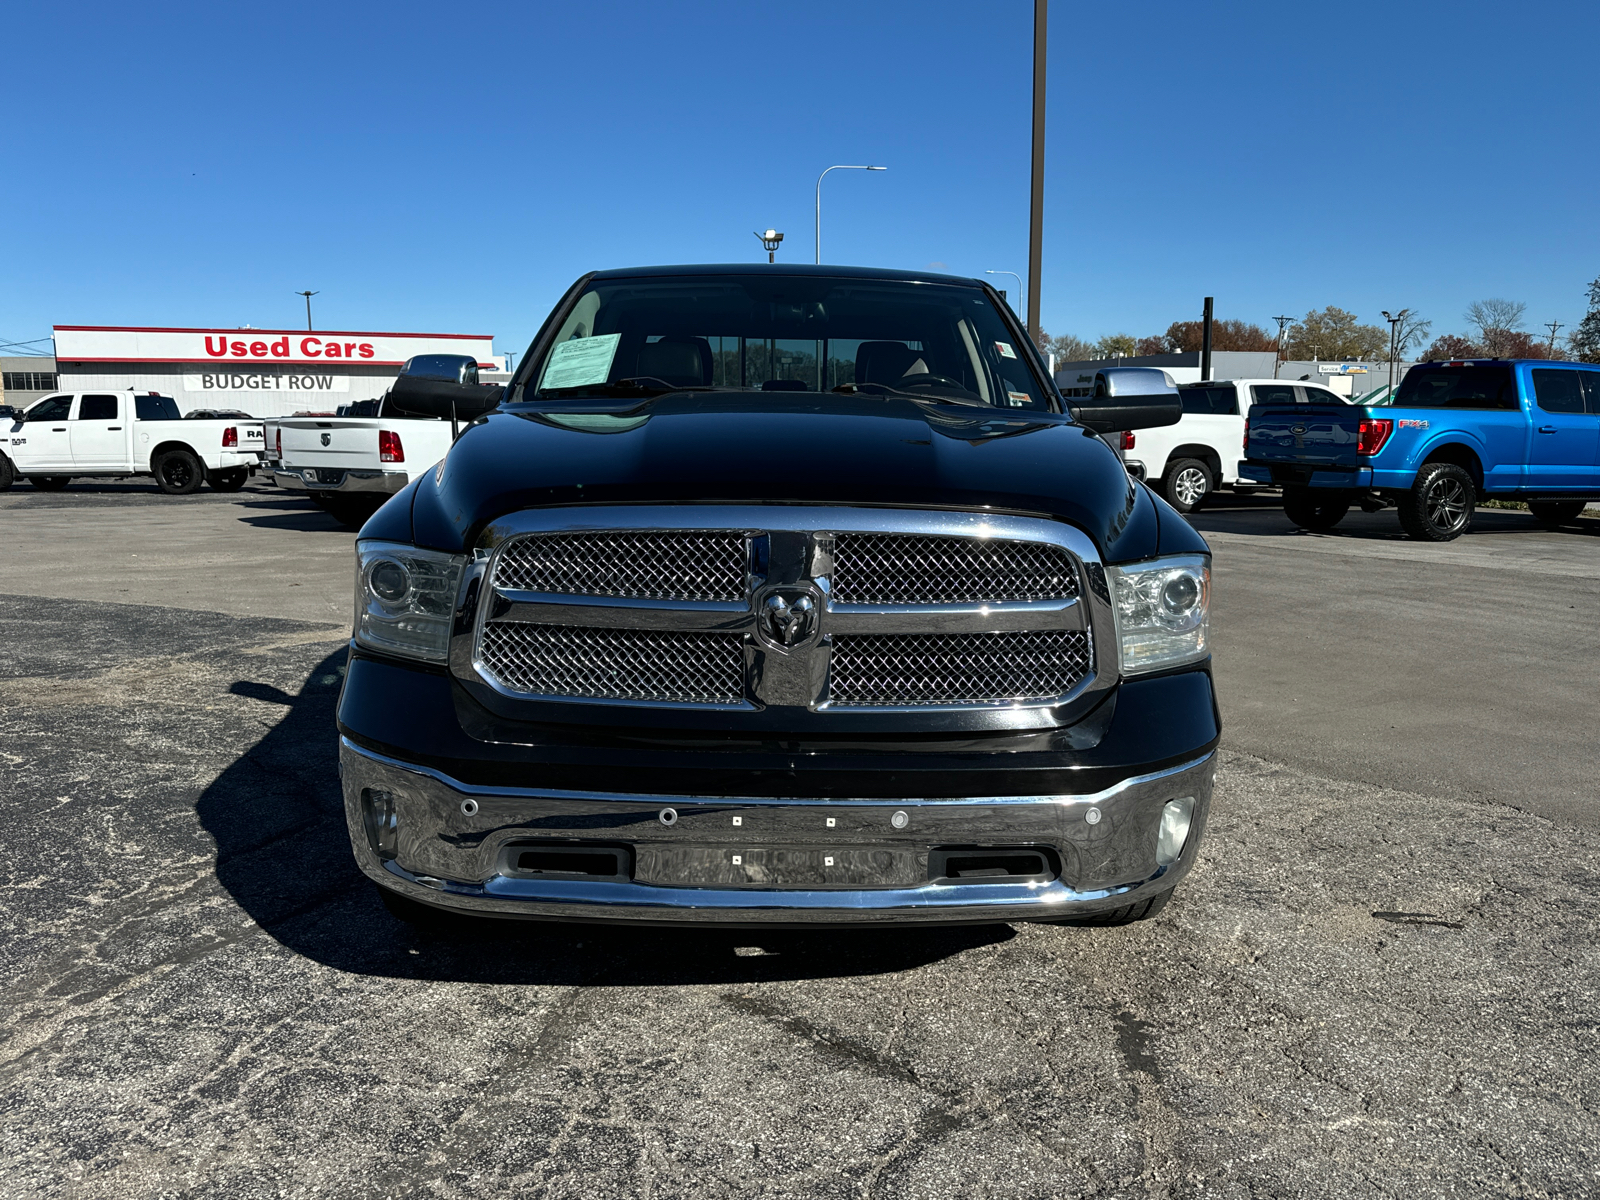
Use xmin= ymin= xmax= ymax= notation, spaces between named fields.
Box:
xmin=4 ymin=0 xmax=1598 ymax=360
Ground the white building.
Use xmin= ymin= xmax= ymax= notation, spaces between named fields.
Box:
xmin=53 ymin=325 xmax=504 ymax=418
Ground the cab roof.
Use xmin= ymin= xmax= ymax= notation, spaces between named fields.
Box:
xmin=587 ymin=263 xmax=987 ymax=287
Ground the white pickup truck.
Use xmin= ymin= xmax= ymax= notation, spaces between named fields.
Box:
xmin=0 ymin=390 xmax=266 ymax=493
xmin=1122 ymin=377 xmax=1351 ymax=511
xmin=271 ymin=399 xmax=455 ymax=525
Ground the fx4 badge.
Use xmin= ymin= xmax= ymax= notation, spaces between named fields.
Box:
xmin=759 ymin=589 xmax=818 ymax=649
xmin=1398 ymin=419 xmax=1429 ymax=429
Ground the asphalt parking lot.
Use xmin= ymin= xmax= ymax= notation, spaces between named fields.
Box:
xmin=2 ymin=480 xmax=1597 ymax=1199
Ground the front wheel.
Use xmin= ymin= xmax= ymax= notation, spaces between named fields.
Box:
xmin=1398 ymin=463 xmax=1475 ymax=541
xmin=153 ymin=449 xmax=204 ymax=495
xmin=1161 ymin=458 xmax=1212 ymax=513
xmin=1283 ymin=487 xmax=1349 ymax=531
xmin=0 ymin=454 xmax=14 ymax=491
xmin=208 ymin=467 xmax=249 ymax=492
xmin=1528 ymin=499 xmax=1587 ymax=528
xmin=27 ymin=475 xmax=71 ymax=491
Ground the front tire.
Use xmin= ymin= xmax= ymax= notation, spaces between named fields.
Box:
xmin=1398 ymin=463 xmax=1475 ymax=541
xmin=1161 ymin=458 xmax=1212 ymax=513
xmin=1283 ymin=487 xmax=1349 ymax=531
xmin=27 ymin=475 xmax=71 ymax=491
xmin=1528 ymin=499 xmax=1587 ymax=528
xmin=207 ymin=466 xmax=249 ymax=492
xmin=0 ymin=454 xmax=14 ymax=491
xmin=153 ymin=449 xmax=204 ymax=495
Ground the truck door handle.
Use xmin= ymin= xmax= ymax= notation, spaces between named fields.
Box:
xmin=52 ymin=426 xmax=65 ymax=431
xmin=108 ymin=426 xmax=121 ymax=431
xmin=1537 ymin=425 xmax=1557 ymax=434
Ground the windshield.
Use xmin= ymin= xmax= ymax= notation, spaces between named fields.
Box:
xmin=1393 ymin=365 xmax=1517 ymax=411
xmin=520 ymin=274 xmax=1053 ymax=410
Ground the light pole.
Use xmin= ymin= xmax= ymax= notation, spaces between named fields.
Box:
xmin=1271 ymin=315 xmax=1292 ymax=378
xmin=1382 ymin=309 xmax=1408 ymax=400
xmin=295 ymin=290 xmax=319 ymax=331
xmin=814 ymin=165 xmax=885 ymax=264
xmin=985 ymin=271 xmax=1025 ymax=320
xmin=755 ymin=229 xmax=785 ymax=263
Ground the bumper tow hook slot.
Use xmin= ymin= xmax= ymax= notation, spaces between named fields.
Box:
xmin=460 ymin=798 xmax=479 ymax=817
xmin=891 ymin=810 xmax=909 ymax=829
xmin=659 ymin=807 xmax=678 ymax=827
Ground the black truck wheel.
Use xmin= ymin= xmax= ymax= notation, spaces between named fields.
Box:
xmin=1161 ymin=458 xmax=1212 ymax=513
xmin=27 ymin=475 xmax=71 ymax=491
xmin=208 ymin=466 xmax=250 ymax=492
xmin=1283 ymin=487 xmax=1349 ymax=531
xmin=1040 ymin=887 xmax=1175 ymax=927
xmin=153 ymin=449 xmax=204 ymax=495
xmin=1398 ymin=463 xmax=1474 ymax=541
xmin=0 ymin=454 xmax=14 ymax=491
xmin=1528 ymin=499 xmax=1587 ymax=527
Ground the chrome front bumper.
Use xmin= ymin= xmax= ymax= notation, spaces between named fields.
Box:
xmin=342 ymin=738 xmax=1215 ymax=925
xmin=273 ymin=467 xmax=408 ymax=495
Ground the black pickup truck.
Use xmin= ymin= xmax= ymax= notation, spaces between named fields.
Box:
xmin=337 ymin=265 xmax=1217 ymax=927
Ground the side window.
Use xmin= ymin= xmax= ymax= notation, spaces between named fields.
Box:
xmin=1531 ymin=369 xmax=1585 ymax=415
xmin=1581 ymin=372 xmax=1600 ymax=415
xmin=1180 ymin=385 xmax=1238 ymax=415
xmin=25 ymin=395 xmax=73 ymax=422
xmin=77 ymin=394 xmax=119 ymax=421
xmin=1304 ymin=388 xmax=1343 ymax=405
xmin=1250 ymin=384 xmax=1298 ymax=406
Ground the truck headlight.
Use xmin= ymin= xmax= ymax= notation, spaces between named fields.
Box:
xmin=354 ymin=541 xmax=466 ymax=662
xmin=1107 ymin=554 xmax=1210 ymax=675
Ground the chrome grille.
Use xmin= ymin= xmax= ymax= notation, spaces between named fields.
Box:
xmin=479 ymin=622 xmax=745 ymax=704
xmin=828 ymin=630 xmax=1092 ymax=707
xmin=494 ymin=531 xmax=746 ymax=602
xmin=831 ymin=534 xmax=1078 ymax=605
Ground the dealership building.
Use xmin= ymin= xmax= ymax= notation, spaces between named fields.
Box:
xmin=39 ymin=326 xmax=504 ymax=418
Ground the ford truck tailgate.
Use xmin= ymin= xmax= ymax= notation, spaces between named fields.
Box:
xmin=1247 ymin=405 xmax=1364 ymax=468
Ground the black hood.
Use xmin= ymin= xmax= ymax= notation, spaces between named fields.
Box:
xmin=405 ymin=393 xmax=1193 ymax=562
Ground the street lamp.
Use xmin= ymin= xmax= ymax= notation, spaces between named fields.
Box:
xmin=754 ymin=229 xmax=785 ymax=263
xmin=815 ymin=165 xmax=885 ymax=264
xmin=1382 ymin=309 xmax=1408 ymax=400
xmin=295 ymin=290 xmax=319 ymax=331
xmin=985 ymin=271 xmax=1025 ymax=320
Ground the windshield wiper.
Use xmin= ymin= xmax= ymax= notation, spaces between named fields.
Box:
xmin=833 ymin=382 xmax=992 ymax=408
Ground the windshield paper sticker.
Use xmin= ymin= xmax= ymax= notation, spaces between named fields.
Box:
xmin=1006 ymin=391 xmax=1030 ymax=407
xmin=540 ymin=333 xmax=621 ymax=390
xmin=995 ymin=341 xmax=1017 ymax=359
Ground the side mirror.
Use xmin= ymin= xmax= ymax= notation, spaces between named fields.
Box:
xmin=387 ymin=354 xmax=503 ymax=425
xmin=1069 ymin=367 xmax=1182 ymax=433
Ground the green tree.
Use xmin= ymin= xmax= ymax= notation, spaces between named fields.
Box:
xmin=1569 ymin=277 xmax=1600 ymax=363
xmin=1095 ymin=333 xmax=1138 ymax=358
xmin=1285 ymin=307 xmax=1389 ymax=361
xmin=1040 ymin=332 xmax=1096 ymax=362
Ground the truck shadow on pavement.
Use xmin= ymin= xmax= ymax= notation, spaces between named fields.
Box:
xmin=200 ymin=650 xmax=1011 ymax=985
xmin=233 ymin=497 xmax=354 ymax=532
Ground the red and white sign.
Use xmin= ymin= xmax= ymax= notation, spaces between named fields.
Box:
xmin=53 ymin=326 xmax=496 ymax=368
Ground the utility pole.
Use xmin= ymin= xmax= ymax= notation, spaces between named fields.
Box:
xmin=1545 ymin=320 xmax=1564 ymax=353
xmin=1272 ymin=315 xmax=1292 ymax=379
xmin=1382 ymin=309 xmax=1407 ymax=400
xmin=295 ymin=290 xmax=319 ymax=331
xmin=1200 ymin=297 xmax=1214 ymax=381
xmin=1027 ymin=0 xmax=1047 ymax=349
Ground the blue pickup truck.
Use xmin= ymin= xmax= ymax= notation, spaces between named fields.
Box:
xmin=1239 ymin=359 xmax=1600 ymax=540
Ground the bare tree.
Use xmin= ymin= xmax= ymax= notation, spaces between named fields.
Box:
xmin=1394 ymin=311 xmax=1432 ymax=357
xmin=1464 ymin=299 xmax=1527 ymax=356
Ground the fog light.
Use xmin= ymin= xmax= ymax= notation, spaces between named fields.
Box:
xmin=362 ymin=788 xmax=398 ymax=860
xmin=1156 ymin=797 xmax=1194 ymax=866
